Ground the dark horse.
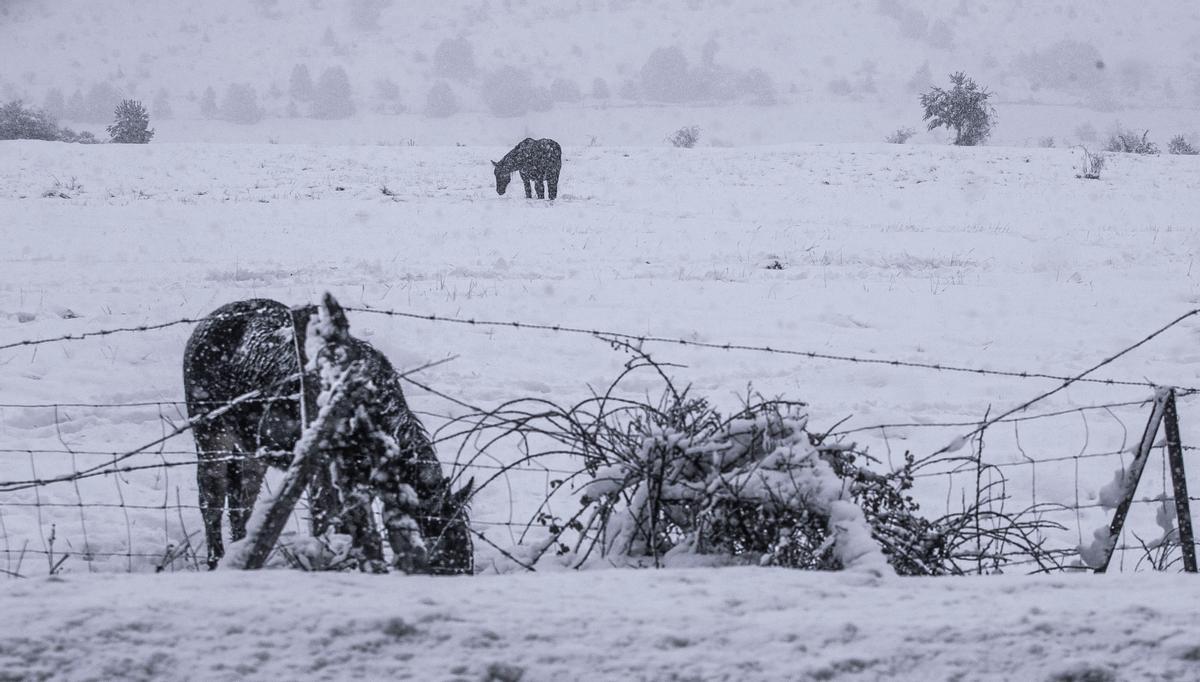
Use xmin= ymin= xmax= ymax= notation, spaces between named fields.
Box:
xmin=492 ymin=137 xmax=561 ymax=200
xmin=182 ymin=298 xmax=473 ymax=574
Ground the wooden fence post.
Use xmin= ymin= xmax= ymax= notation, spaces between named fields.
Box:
xmin=227 ymin=293 xmax=356 ymax=570
xmin=1161 ymin=389 xmax=1198 ymax=573
xmin=1094 ymin=389 xmax=1169 ymax=573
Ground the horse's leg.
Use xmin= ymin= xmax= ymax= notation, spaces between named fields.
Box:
xmin=226 ymin=454 xmax=268 ymax=543
xmin=533 ymin=175 xmax=546 ymax=199
xmin=194 ymin=424 xmax=235 ymax=569
xmin=548 ymin=171 xmax=559 ymax=200
xmin=520 ymin=172 xmax=533 ymax=198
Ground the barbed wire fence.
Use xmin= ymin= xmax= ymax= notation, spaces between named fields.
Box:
xmin=0 ymin=303 xmax=1196 ymax=577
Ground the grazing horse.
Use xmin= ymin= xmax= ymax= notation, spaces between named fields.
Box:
xmin=492 ymin=137 xmax=561 ymax=200
xmin=182 ymin=298 xmax=473 ymax=574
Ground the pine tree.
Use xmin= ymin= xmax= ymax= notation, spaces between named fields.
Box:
xmin=221 ymin=83 xmax=263 ymax=124
xmin=289 ymin=64 xmax=314 ymax=102
xmin=311 ymin=66 xmax=355 ymax=119
xmin=106 ymin=99 xmax=154 ymax=143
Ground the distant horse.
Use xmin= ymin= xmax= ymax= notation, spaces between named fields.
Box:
xmin=182 ymin=298 xmax=473 ymax=574
xmin=492 ymin=137 xmax=562 ymax=200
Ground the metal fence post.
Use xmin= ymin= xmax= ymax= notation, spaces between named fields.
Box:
xmin=1161 ymin=389 xmax=1197 ymax=573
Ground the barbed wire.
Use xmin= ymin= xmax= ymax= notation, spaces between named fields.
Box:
xmin=6 ymin=304 xmax=1198 ymax=392
xmin=0 ymin=302 xmax=289 ymax=353
xmin=346 ymin=305 xmax=1200 ymax=392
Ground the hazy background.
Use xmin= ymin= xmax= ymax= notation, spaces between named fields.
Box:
xmin=3 ymin=0 xmax=1200 ymax=146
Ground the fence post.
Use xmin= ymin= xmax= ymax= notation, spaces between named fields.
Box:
xmin=1094 ymin=388 xmax=1170 ymax=573
xmin=1161 ymin=389 xmax=1198 ymax=573
xmin=228 ymin=293 xmax=357 ymax=570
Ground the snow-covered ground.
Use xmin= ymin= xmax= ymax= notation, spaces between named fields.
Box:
xmin=5 ymin=0 xmax=1200 ymax=678
xmin=2 ymin=134 xmax=1200 ymax=676
xmin=2 ymin=569 xmax=1199 ymax=681
xmin=3 ymin=136 xmax=1200 ymax=567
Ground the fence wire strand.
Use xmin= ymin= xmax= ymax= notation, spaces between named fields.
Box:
xmin=3 ymin=303 xmax=1199 ymax=575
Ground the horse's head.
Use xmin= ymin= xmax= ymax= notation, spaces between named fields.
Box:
xmin=424 ymin=478 xmax=475 ymax=575
xmin=492 ymin=161 xmax=510 ymax=196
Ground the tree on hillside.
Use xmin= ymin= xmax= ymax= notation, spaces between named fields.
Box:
xmin=481 ymin=66 xmax=535 ymax=117
xmin=221 ymin=84 xmax=263 ymax=124
xmin=64 ymin=89 xmax=86 ymax=120
xmin=1 ymin=100 xmax=66 ymax=140
xmin=920 ymin=72 xmax=995 ymax=146
xmin=84 ymin=82 xmax=124 ymax=123
xmin=107 ymin=99 xmax=154 ymax=143
xmin=199 ymin=86 xmax=219 ymax=119
xmin=289 ymin=64 xmax=314 ymax=102
xmin=424 ymin=81 xmax=458 ymax=118
xmin=152 ymin=88 xmax=173 ymax=120
xmin=433 ymin=37 xmax=477 ymax=80
xmin=0 ymin=100 xmax=96 ymax=142
xmin=42 ymin=88 xmax=65 ymax=120
xmin=311 ymin=66 xmax=355 ymax=119
xmin=641 ymin=46 xmax=694 ymax=102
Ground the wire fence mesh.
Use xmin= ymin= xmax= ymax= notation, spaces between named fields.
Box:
xmin=1 ymin=303 xmax=1197 ymax=576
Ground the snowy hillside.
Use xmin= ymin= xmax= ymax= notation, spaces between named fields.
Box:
xmin=3 ymin=1 xmax=1200 ymax=145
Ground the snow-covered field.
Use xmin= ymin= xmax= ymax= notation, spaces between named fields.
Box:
xmin=6 ymin=0 xmax=1200 ymax=679
xmin=2 ymin=138 xmax=1200 ymax=678
xmin=2 ymin=569 xmax=1199 ymax=681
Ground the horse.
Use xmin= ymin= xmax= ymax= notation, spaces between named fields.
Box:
xmin=492 ymin=137 xmax=561 ymax=200
xmin=182 ymin=298 xmax=473 ymax=574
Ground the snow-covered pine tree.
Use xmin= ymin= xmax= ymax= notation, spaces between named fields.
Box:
xmin=106 ymin=99 xmax=154 ymax=143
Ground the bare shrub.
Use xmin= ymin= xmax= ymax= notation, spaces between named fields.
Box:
xmin=885 ymin=127 xmax=916 ymax=144
xmin=1104 ymin=128 xmax=1159 ymax=154
xmin=42 ymin=176 xmax=82 ymax=199
xmin=1075 ymin=146 xmax=1106 ymax=179
xmin=435 ymin=348 xmax=1067 ymax=576
xmin=668 ymin=125 xmax=700 ymax=148
xmin=1168 ymin=134 xmax=1198 ymax=155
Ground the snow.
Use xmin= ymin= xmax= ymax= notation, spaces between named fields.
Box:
xmin=1 ymin=569 xmax=1199 ymax=680
xmin=4 ymin=0 xmax=1200 ymax=677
